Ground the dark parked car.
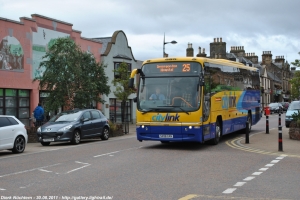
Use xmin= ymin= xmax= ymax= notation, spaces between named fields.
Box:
xmin=285 ymin=101 xmax=300 ymax=128
xmin=268 ymin=103 xmax=283 ymax=114
xmin=36 ymin=109 xmax=110 ymax=146
xmin=279 ymin=102 xmax=289 ymax=112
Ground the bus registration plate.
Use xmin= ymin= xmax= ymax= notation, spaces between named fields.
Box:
xmin=159 ymin=134 xmax=173 ymax=138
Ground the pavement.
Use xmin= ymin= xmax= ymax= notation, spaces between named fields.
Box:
xmin=237 ymin=126 xmax=300 ymax=158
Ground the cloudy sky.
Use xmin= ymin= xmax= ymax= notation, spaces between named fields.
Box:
xmin=1 ymin=0 xmax=299 ymax=66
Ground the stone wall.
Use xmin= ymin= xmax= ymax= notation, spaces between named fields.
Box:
xmin=288 ymin=122 xmax=300 ymax=140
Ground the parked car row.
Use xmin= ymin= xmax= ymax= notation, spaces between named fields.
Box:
xmin=0 ymin=109 xmax=110 ymax=154
xmin=268 ymin=102 xmax=284 ymax=114
xmin=285 ymin=101 xmax=300 ymax=128
xmin=263 ymin=102 xmax=290 ymax=115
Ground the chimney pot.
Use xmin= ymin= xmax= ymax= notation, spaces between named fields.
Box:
xmin=214 ymin=38 xmax=216 ymax=43
xmin=217 ymin=38 xmax=219 ymax=42
xmin=220 ymin=37 xmax=222 ymax=42
xmin=203 ymin=48 xmax=205 ymax=54
xmin=198 ymin=47 xmax=201 ymax=54
xmin=188 ymin=43 xmax=192 ymax=48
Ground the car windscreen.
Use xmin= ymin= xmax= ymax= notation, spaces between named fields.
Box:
xmin=288 ymin=102 xmax=300 ymax=110
xmin=50 ymin=111 xmax=83 ymax=122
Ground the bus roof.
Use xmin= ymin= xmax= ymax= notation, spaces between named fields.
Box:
xmin=142 ymin=57 xmax=258 ymax=72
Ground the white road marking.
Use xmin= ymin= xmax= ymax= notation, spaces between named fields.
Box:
xmin=259 ymin=168 xmax=269 ymax=171
xmin=222 ymin=188 xmax=237 ymax=194
xmin=276 ymin=156 xmax=284 ymax=159
xmin=233 ymin=182 xmax=246 ymax=187
xmin=94 ymin=146 xmax=143 ymax=158
xmin=38 ymin=169 xmax=52 ymax=173
xmin=75 ymin=161 xmax=89 ymax=165
xmin=252 ymin=172 xmax=263 ymax=175
xmin=0 ymin=188 xmax=6 ymax=190
xmin=0 ymin=135 xmax=136 ymax=161
xmin=271 ymin=160 xmax=280 ymax=163
xmin=243 ymin=176 xmax=255 ymax=181
xmin=41 ymin=148 xmax=60 ymax=151
xmin=66 ymin=164 xmax=90 ymax=174
xmin=0 ymin=163 xmax=61 ymax=178
xmin=94 ymin=151 xmax=120 ymax=157
xmin=265 ymin=164 xmax=274 ymax=167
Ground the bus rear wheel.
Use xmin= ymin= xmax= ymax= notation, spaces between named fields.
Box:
xmin=210 ymin=120 xmax=221 ymax=145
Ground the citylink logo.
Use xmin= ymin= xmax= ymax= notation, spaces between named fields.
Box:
xmin=151 ymin=113 xmax=180 ymax=121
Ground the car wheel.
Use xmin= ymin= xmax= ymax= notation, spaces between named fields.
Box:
xmin=210 ymin=120 xmax=221 ymax=145
xmin=100 ymin=127 xmax=109 ymax=140
xmin=41 ymin=142 xmax=50 ymax=146
xmin=12 ymin=136 xmax=26 ymax=153
xmin=71 ymin=130 xmax=81 ymax=145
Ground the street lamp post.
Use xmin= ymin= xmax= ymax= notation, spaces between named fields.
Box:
xmin=163 ymin=33 xmax=177 ymax=57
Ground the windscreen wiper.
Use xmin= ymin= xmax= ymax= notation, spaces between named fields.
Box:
xmin=157 ymin=106 xmax=190 ymax=115
xmin=141 ymin=108 xmax=161 ymax=114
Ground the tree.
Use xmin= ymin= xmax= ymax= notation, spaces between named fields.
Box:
xmin=33 ymin=37 xmax=110 ymax=111
xmin=112 ymin=62 xmax=135 ymax=122
xmin=290 ymin=52 xmax=300 ymax=100
xmin=291 ymin=52 xmax=300 ymax=68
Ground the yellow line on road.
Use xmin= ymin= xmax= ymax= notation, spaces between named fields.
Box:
xmin=179 ymin=194 xmax=292 ymax=200
xmin=226 ymin=137 xmax=300 ymax=158
xmin=178 ymin=194 xmax=199 ymax=200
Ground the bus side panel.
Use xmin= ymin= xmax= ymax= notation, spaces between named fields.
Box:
xmin=203 ymin=123 xmax=216 ymax=141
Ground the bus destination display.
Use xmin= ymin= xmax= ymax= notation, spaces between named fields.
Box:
xmin=157 ymin=64 xmax=190 ymax=72
xmin=142 ymin=62 xmax=200 ymax=75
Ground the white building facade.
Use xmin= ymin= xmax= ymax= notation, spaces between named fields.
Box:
xmin=93 ymin=30 xmax=142 ymax=123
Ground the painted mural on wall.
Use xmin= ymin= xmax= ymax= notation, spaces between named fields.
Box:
xmin=0 ymin=36 xmax=24 ymax=71
xmin=32 ymin=27 xmax=69 ymax=78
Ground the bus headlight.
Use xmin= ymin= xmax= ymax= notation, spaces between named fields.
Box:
xmin=189 ymin=126 xmax=192 ymax=129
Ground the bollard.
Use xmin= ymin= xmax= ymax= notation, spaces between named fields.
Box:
xmin=278 ymin=125 xmax=283 ymax=151
xmin=278 ymin=113 xmax=281 ymax=126
xmin=266 ymin=115 xmax=269 ymax=134
xmin=245 ymin=122 xmax=249 ymax=144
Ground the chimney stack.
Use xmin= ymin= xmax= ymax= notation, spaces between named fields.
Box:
xmin=186 ymin=43 xmax=194 ymax=57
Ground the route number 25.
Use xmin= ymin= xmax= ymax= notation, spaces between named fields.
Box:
xmin=182 ymin=64 xmax=190 ymax=72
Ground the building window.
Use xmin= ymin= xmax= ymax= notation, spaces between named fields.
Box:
xmin=114 ymin=62 xmax=131 ymax=79
xmin=0 ymin=88 xmax=30 ymax=126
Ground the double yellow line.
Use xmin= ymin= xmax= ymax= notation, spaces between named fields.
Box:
xmin=226 ymin=137 xmax=300 ymax=158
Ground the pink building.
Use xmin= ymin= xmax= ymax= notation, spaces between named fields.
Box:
xmin=0 ymin=14 xmax=103 ymax=127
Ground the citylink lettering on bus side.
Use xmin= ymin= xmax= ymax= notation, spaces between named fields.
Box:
xmin=152 ymin=113 xmax=180 ymax=121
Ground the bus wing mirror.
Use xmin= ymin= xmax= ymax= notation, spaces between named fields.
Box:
xmin=133 ymin=97 xmax=137 ymax=103
xmin=129 ymin=78 xmax=134 ymax=89
xmin=199 ymin=78 xmax=205 ymax=86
